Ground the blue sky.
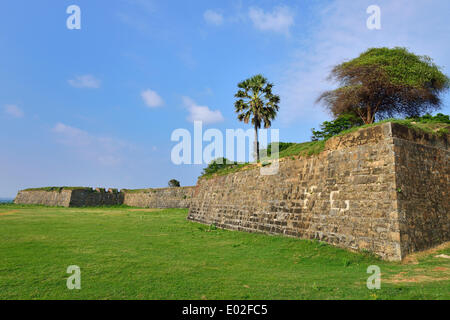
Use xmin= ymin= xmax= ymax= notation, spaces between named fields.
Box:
xmin=1 ymin=0 xmax=449 ymax=197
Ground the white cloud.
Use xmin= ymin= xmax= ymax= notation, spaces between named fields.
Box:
xmin=248 ymin=6 xmax=294 ymax=35
xmin=3 ymin=105 xmax=24 ymax=118
xmin=204 ymin=10 xmax=224 ymax=26
xmin=182 ymin=96 xmax=224 ymax=124
xmin=141 ymin=89 xmax=164 ymax=108
xmin=52 ymin=123 xmax=131 ymax=166
xmin=68 ymin=75 xmax=101 ymax=89
xmin=53 ymin=123 xmax=90 ymax=147
xmin=278 ymin=0 xmax=450 ymax=125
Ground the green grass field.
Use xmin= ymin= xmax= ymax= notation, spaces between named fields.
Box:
xmin=0 ymin=204 xmax=448 ymax=300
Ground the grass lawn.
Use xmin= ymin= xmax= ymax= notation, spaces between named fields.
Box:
xmin=0 ymin=204 xmax=448 ymax=300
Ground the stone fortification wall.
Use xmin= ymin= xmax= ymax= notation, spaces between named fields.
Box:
xmin=14 ymin=187 xmax=193 ymax=209
xmin=188 ymin=123 xmax=449 ymax=261
xmin=69 ymin=189 xmax=124 ymax=207
xmin=123 ymin=187 xmax=195 ymax=208
xmin=14 ymin=189 xmax=73 ymax=207
xmin=391 ymin=123 xmax=449 ymax=256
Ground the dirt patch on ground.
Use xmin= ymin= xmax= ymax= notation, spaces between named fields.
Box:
xmin=128 ymin=209 xmax=160 ymax=213
xmin=385 ymin=266 xmax=450 ymax=284
xmin=435 ymin=254 xmax=450 ymax=259
xmin=100 ymin=212 xmax=129 ymax=216
xmin=0 ymin=210 xmax=19 ymax=216
xmin=432 ymin=267 xmax=448 ymax=272
xmin=385 ymin=274 xmax=449 ymax=284
xmin=384 ymin=243 xmax=450 ymax=283
xmin=402 ymin=242 xmax=450 ymax=265
xmin=100 ymin=208 xmax=160 ymax=216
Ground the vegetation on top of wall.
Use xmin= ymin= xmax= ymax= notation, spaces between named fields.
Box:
xmin=260 ymin=140 xmax=327 ymax=160
xmin=121 ymin=186 xmax=194 ymax=193
xmin=311 ymin=113 xmax=364 ymax=141
xmin=200 ymin=141 xmax=327 ymax=179
xmin=22 ymin=187 xmax=126 ymax=193
xmin=276 ymin=140 xmax=327 ymax=158
xmin=202 ymin=163 xmax=254 ymax=179
xmin=335 ymin=116 xmax=450 ymax=138
xmin=121 ymin=188 xmax=155 ymax=194
xmin=262 ymin=142 xmax=297 ymax=157
xmin=200 ymin=158 xmax=252 ymax=179
xmin=168 ymin=179 xmax=181 ymax=188
xmin=22 ymin=187 xmax=94 ymax=192
xmin=407 ymin=113 xmax=450 ymax=124
xmin=200 ymin=115 xmax=449 ymax=180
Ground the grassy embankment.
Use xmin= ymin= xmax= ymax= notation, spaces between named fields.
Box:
xmin=200 ymin=118 xmax=450 ymax=179
xmin=0 ymin=204 xmax=448 ymax=300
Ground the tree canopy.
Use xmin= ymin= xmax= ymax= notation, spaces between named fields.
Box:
xmin=317 ymin=47 xmax=450 ymax=124
xmin=168 ymin=179 xmax=180 ymax=188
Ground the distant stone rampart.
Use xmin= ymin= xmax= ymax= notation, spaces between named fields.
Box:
xmin=14 ymin=186 xmax=194 ymax=208
xmin=14 ymin=189 xmax=73 ymax=207
xmin=122 ymin=187 xmax=195 ymax=208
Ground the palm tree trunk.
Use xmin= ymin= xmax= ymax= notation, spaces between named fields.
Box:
xmin=254 ymin=125 xmax=259 ymax=162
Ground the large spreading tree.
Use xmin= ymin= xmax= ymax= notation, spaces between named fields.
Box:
xmin=234 ymin=74 xmax=280 ymax=162
xmin=317 ymin=47 xmax=449 ymax=124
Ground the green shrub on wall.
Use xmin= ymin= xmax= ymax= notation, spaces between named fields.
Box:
xmin=407 ymin=113 xmax=450 ymax=124
xmin=168 ymin=179 xmax=181 ymax=188
xmin=311 ymin=113 xmax=364 ymax=141
xmin=201 ymin=158 xmax=247 ymax=176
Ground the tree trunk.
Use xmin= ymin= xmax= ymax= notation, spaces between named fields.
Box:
xmin=364 ymin=105 xmax=375 ymax=124
xmin=254 ymin=125 xmax=260 ymax=162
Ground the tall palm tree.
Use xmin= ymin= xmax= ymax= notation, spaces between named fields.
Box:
xmin=234 ymin=74 xmax=280 ymax=162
